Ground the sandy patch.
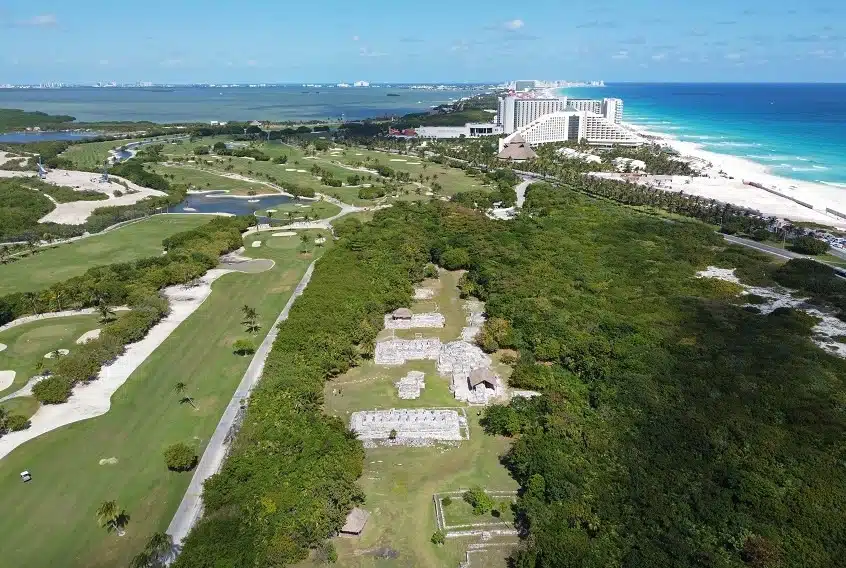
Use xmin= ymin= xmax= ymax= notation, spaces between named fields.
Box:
xmin=183 ymin=207 xmax=197 ymax=212
xmin=0 ymin=371 xmax=15 ymax=391
xmin=0 ymin=375 xmax=47 ymax=401
xmin=297 ymin=204 xmax=311 ymax=208
xmin=296 ymin=169 xmax=307 ymax=173
xmin=251 ymin=241 xmax=262 ymax=248
xmin=0 ymin=269 xmax=232 ymax=460
xmin=44 ymin=349 xmax=70 ymax=359
xmin=266 ymin=209 xmax=277 ymax=213
xmin=99 ymin=457 xmax=119 ymax=465
xmin=248 ymin=199 xmax=259 ymax=203
xmin=272 ymin=231 xmax=297 ymax=237
xmin=0 ymin=343 xmax=6 ymax=353
xmin=0 ymin=169 xmax=167 ymax=225
xmin=697 ymin=266 xmax=846 ymax=357
xmin=355 ymin=153 xmax=363 ymax=156
xmin=390 ymin=159 xmax=407 ymax=162
xmin=76 ymin=329 xmax=101 ymax=345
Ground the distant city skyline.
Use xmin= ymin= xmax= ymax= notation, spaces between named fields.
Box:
xmin=0 ymin=0 xmax=844 ymax=84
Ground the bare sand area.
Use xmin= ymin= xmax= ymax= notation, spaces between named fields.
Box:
xmin=0 ymin=169 xmax=166 ymax=224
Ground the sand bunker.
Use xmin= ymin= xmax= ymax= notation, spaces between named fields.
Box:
xmin=390 ymin=159 xmax=407 ymax=162
xmin=248 ymin=199 xmax=259 ymax=203
xmin=266 ymin=209 xmax=277 ymax=213
xmin=273 ymin=231 xmax=297 ymax=237
xmin=183 ymin=207 xmax=198 ymax=212
xmin=0 ymin=343 xmax=6 ymax=353
xmin=99 ymin=457 xmax=119 ymax=465
xmin=0 ymin=374 xmax=48 ymax=401
xmin=0 ymin=269 xmax=233 ymax=460
xmin=0 ymin=371 xmax=15 ymax=391
xmin=76 ymin=329 xmax=101 ymax=344
xmin=251 ymin=241 xmax=262 ymax=248
xmin=44 ymin=348 xmax=70 ymax=359
xmin=296 ymin=169 xmax=307 ymax=173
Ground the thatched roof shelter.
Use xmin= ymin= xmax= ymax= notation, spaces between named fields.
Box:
xmin=469 ymin=367 xmax=499 ymax=390
xmin=340 ymin=507 xmax=370 ymax=535
xmin=392 ymin=307 xmax=413 ymax=320
xmin=497 ymin=133 xmax=537 ymax=162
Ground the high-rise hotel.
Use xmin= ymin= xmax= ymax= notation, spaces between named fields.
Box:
xmin=496 ymin=94 xmax=640 ymax=148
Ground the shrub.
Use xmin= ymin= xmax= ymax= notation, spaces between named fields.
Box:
xmin=750 ymin=228 xmax=771 ymax=242
xmin=790 ymin=235 xmax=830 ymax=255
xmin=32 ymin=376 xmax=73 ymax=404
xmin=423 ymin=264 xmax=438 ymax=279
xmin=463 ymin=486 xmax=495 ymax=515
xmin=442 ymin=496 xmax=453 ymax=507
xmin=233 ymin=338 xmax=256 ymax=356
xmin=164 ymin=442 xmax=198 ymax=472
xmin=323 ymin=178 xmax=342 ymax=188
xmin=430 ymin=530 xmax=445 ymax=545
xmin=388 ymin=428 xmax=398 ymax=440
xmin=440 ymin=248 xmax=471 ymax=270
xmin=6 ymin=414 xmax=31 ymax=431
xmin=316 ymin=541 xmax=338 ymax=564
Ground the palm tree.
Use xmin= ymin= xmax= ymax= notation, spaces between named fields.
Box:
xmin=97 ymin=299 xmax=115 ymax=323
xmin=130 ymin=532 xmax=178 ymax=568
xmin=48 ymin=288 xmax=64 ymax=312
xmin=175 ymin=382 xmax=197 ymax=409
xmin=96 ymin=500 xmax=128 ymax=536
xmin=241 ymin=305 xmax=260 ymax=335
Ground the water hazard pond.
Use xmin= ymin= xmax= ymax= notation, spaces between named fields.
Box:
xmin=176 ymin=191 xmax=305 ymax=217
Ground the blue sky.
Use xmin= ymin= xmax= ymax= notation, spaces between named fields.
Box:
xmin=0 ymin=0 xmax=844 ymax=83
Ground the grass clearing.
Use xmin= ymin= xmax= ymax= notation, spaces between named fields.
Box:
xmin=60 ymin=139 xmax=144 ymax=170
xmin=0 ymin=230 xmax=328 ymax=568
xmin=258 ymin=200 xmax=341 ymax=221
xmin=0 ymin=215 xmax=214 ymax=296
xmin=147 ymin=164 xmax=271 ymax=195
xmin=308 ymin=270 xmax=516 ymax=568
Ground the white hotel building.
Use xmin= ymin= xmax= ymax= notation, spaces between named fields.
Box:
xmin=496 ymin=94 xmax=640 ymax=149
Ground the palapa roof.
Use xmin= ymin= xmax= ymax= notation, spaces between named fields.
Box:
xmin=469 ymin=367 xmax=499 ymax=388
xmin=392 ymin=307 xmax=413 ymax=319
xmin=497 ymin=135 xmax=537 ymax=161
xmin=341 ymin=507 xmax=370 ymax=534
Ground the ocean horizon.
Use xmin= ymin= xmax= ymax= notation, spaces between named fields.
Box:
xmin=560 ymin=83 xmax=846 ymax=188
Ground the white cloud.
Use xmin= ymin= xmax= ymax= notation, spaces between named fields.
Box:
xmin=504 ymin=19 xmax=525 ymax=30
xmin=352 ymin=35 xmax=360 ymax=41
xmin=651 ymin=53 xmax=667 ymax=61
xmin=21 ymin=14 xmax=57 ymax=26
xmin=612 ymin=50 xmax=629 ymax=59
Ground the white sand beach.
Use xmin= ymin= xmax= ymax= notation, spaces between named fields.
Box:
xmin=624 ymin=123 xmax=846 ymax=226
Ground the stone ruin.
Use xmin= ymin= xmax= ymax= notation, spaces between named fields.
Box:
xmin=438 ymin=341 xmax=502 ymax=404
xmin=375 ymin=338 xmax=442 ymax=366
xmin=350 ymin=408 xmax=466 ymax=440
xmin=413 ymin=287 xmax=435 ymax=300
xmin=461 ymin=299 xmax=486 ymax=342
xmin=384 ymin=312 xmax=445 ymax=330
xmin=395 ymin=370 xmax=425 ymax=399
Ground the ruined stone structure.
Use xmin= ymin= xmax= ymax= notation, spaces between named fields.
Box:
xmin=375 ymin=338 xmax=442 ymax=365
xmin=350 ymin=409 xmax=466 ymax=440
xmin=395 ymin=370 xmax=425 ymax=399
xmin=437 ymin=341 xmax=503 ymax=404
xmin=384 ymin=312 xmax=446 ymax=330
xmin=461 ymin=299 xmax=486 ymax=342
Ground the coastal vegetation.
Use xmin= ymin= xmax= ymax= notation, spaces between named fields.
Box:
xmin=0 ymin=108 xmax=75 ymax=132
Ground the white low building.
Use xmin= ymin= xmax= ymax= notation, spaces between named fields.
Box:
xmin=613 ymin=157 xmax=647 ymax=172
xmin=415 ymin=123 xmax=504 ymax=139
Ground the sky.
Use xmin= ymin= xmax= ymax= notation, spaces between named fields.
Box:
xmin=0 ymin=0 xmax=844 ymax=84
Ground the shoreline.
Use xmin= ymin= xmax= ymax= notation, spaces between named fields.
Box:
xmin=621 ymin=122 xmax=846 ymax=227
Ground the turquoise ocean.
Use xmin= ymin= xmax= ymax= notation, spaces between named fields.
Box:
xmin=560 ymin=83 xmax=846 ymax=188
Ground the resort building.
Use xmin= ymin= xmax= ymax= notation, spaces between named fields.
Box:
xmin=498 ymin=95 xmax=625 ymax=134
xmin=498 ymin=110 xmax=643 ymax=150
xmin=414 ymin=123 xmax=503 ymax=139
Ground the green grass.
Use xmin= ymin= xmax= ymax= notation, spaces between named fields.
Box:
xmin=148 ymin=164 xmax=270 ymax=195
xmin=59 ymin=139 xmax=144 ymax=170
xmin=0 ymin=230 xmax=327 ymax=568
xmin=0 ymin=314 xmax=101 ymax=405
xmin=309 ymin=270 xmax=516 ymax=568
xmin=260 ymin=200 xmax=341 ymax=221
xmin=159 ymin=138 xmax=490 ymax=206
xmin=0 ymin=215 xmax=214 ymax=296
xmin=440 ymin=496 xmax=516 ymax=528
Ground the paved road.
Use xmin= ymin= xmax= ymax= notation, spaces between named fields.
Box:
xmin=722 ymin=234 xmax=804 ymax=261
xmin=166 ymin=260 xmax=318 ymax=548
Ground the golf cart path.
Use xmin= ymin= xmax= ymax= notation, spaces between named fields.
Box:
xmin=166 ymin=259 xmax=317 ymax=546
